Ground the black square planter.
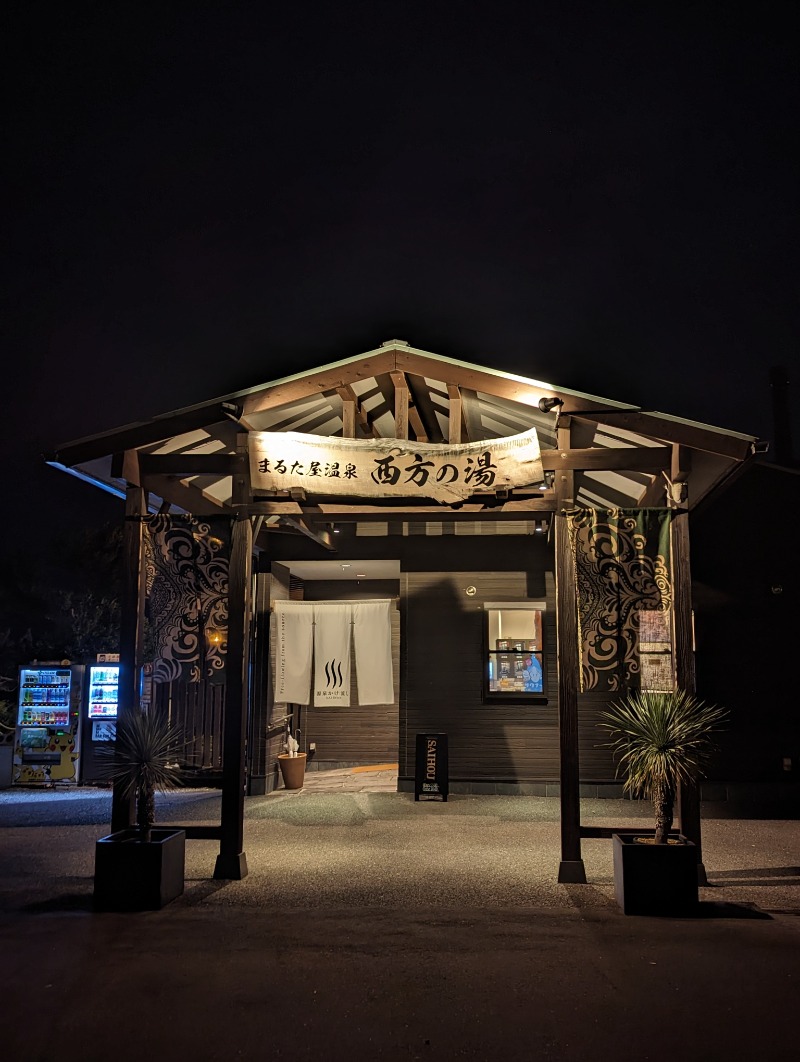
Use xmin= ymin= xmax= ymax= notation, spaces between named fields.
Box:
xmin=94 ymin=828 xmax=186 ymax=911
xmin=612 ymin=833 xmax=699 ymax=916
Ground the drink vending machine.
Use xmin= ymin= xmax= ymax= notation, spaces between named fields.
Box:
xmin=79 ymin=659 xmax=120 ymax=783
xmin=14 ymin=664 xmax=85 ymax=785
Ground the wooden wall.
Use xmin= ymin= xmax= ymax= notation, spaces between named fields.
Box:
xmin=153 ymin=679 xmax=225 ymax=779
xmin=400 ymin=570 xmax=560 ymax=783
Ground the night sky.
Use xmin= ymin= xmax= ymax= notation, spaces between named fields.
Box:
xmin=3 ymin=2 xmax=798 ymax=561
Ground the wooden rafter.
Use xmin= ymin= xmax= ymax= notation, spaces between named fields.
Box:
xmin=406 ymin=373 xmax=445 ymax=443
xmin=460 ymin=387 xmax=483 ymax=442
xmin=335 ymin=385 xmax=378 ymax=438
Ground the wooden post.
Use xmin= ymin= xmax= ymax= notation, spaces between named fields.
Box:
xmin=554 ymin=418 xmax=586 ymax=883
xmin=447 ymin=385 xmax=462 ymax=444
xmin=391 ymin=372 xmax=409 ymax=440
xmin=342 ymin=398 xmax=356 ymax=439
xmin=111 ymin=480 xmax=147 ymax=832
xmin=671 ymin=501 xmax=705 ymax=882
xmin=214 ymin=436 xmax=253 ymax=880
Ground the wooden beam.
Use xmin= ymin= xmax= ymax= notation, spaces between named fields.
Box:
xmin=540 ymin=446 xmax=671 ymax=472
xmin=448 ymin=385 xmax=463 ymax=444
xmin=281 ymin=517 xmax=336 ymax=551
xmin=391 ymin=371 xmax=410 ymax=440
xmin=341 ymin=398 xmax=356 ymax=438
xmin=336 ymin=384 xmax=379 ymax=438
xmin=241 ymin=498 xmax=557 ymax=520
xmin=243 ymin=349 xmax=398 ymax=417
xmin=554 ymin=417 xmax=586 ymax=883
xmin=572 ymin=411 xmax=752 ymax=461
xmin=461 ymin=387 xmax=483 ymax=442
xmin=392 ymin=350 xmax=755 ymax=460
xmin=636 ymin=474 xmax=667 ymax=507
xmin=140 ymin=474 xmax=229 ymax=515
xmin=406 ymin=373 xmax=445 ymax=443
xmin=138 ymin=453 xmax=246 ymax=476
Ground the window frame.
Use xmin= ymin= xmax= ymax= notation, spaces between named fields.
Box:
xmin=483 ymin=600 xmax=548 ymax=704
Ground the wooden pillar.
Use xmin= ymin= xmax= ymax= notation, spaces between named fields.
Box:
xmin=214 ymin=436 xmax=253 ymax=880
xmin=391 ymin=372 xmax=409 ymax=440
xmin=447 ymin=385 xmax=462 ymax=444
xmin=554 ymin=418 xmax=586 ymax=883
xmin=111 ymin=480 xmax=147 ymax=831
xmin=671 ymin=497 xmax=705 ymax=882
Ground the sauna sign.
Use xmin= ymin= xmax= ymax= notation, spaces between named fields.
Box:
xmin=249 ymin=428 xmax=542 ymax=502
xmin=414 ymin=733 xmax=449 ymax=802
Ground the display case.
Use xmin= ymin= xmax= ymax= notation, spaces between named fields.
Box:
xmin=87 ymin=665 xmax=120 ymax=720
xmin=485 ymin=602 xmax=545 ymax=700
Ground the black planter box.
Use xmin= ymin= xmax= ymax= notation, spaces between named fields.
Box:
xmin=94 ymin=828 xmax=186 ymax=911
xmin=612 ymin=833 xmax=699 ymax=916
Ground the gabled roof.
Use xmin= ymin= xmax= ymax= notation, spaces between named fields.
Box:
xmin=47 ymin=341 xmax=757 ymax=522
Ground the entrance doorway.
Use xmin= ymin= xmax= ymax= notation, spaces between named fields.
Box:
xmin=266 ymin=559 xmax=401 ymax=789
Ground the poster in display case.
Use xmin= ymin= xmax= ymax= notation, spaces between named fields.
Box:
xmin=486 ymin=603 xmax=545 ymax=698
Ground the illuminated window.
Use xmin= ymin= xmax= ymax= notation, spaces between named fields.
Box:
xmin=484 ymin=601 xmax=546 ymax=701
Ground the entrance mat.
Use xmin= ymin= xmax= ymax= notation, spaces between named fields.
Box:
xmin=351 ymin=763 xmax=399 ymax=774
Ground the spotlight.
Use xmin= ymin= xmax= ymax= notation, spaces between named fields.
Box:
xmin=221 ymin=402 xmax=244 ymax=423
xmin=538 ymin=397 xmax=564 ymax=414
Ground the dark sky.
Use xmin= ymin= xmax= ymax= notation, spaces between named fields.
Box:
xmin=3 ymin=1 xmax=798 ymax=559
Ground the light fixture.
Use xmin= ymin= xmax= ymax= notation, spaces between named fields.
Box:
xmin=220 ymin=401 xmax=244 ymax=423
xmin=538 ymin=397 xmax=564 ymax=414
xmin=356 ymin=573 xmax=366 ymax=578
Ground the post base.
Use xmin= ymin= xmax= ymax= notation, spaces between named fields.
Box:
xmin=213 ymin=851 xmax=249 ymax=880
xmin=558 ymin=859 xmax=587 ymax=884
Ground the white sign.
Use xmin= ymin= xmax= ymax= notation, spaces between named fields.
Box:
xmin=249 ymin=428 xmax=542 ymax=503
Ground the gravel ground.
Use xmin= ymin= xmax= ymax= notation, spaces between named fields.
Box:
xmin=1 ymin=787 xmax=798 ymax=916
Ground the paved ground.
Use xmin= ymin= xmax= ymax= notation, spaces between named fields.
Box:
xmin=1 ymin=778 xmax=798 ymax=1061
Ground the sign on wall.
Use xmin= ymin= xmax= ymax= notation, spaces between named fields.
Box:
xmin=249 ymin=428 xmax=543 ymax=503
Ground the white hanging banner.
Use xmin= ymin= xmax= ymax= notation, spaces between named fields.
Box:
xmin=249 ymin=428 xmax=542 ymax=503
xmin=313 ymin=603 xmax=352 ymax=706
xmin=353 ymin=601 xmax=394 ymax=706
xmin=274 ymin=601 xmax=313 ymax=704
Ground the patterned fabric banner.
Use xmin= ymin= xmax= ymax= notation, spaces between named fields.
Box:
xmin=144 ymin=515 xmax=231 ymax=684
xmin=567 ymin=508 xmax=674 ymax=693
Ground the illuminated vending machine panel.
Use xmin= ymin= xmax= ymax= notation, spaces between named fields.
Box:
xmin=15 ymin=666 xmax=83 ymax=785
xmin=88 ymin=665 xmax=120 ymax=737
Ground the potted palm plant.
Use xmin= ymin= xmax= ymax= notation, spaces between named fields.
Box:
xmin=599 ymin=688 xmax=727 ymax=916
xmin=94 ymin=709 xmax=186 ymax=911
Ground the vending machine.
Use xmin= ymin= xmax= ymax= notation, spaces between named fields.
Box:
xmin=79 ymin=657 xmax=120 ymax=783
xmin=14 ymin=664 xmax=84 ymax=785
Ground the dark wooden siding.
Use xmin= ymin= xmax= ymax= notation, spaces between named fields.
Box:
xmin=400 ymin=570 xmax=561 ymax=782
xmin=153 ymin=679 xmax=225 ymax=775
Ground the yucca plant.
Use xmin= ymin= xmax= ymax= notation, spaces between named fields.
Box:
xmin=99 ymin=710 xmax=183 ymax=840
xmin=599 ymin=689 xmax=727 ymax=844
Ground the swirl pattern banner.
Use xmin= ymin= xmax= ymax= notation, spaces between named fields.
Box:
xmin=143 ymin=515 xmax=231 ymax=684
xmin=567 ymin=508 xmax=674 ymax=693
